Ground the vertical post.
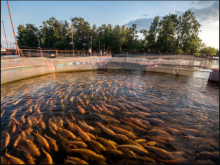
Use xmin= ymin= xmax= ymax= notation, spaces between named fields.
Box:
xmin=99 ymin=41 xmax=100 ymax=51
xmin=70 ymin=17 xmax=74 ymax=57
xmin=2 ymin=21 xmax=10 ymax=58
xmin=91 ymin=36 xmax=92 ymax=56
xmin=7 ymin=0 xmax=20 ymax=58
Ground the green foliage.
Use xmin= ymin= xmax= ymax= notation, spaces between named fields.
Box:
xmin=17 ymin=24 xmax=40 ymax=48
xmin=176 ymin=48 xmax=183 ymax=54
xmin=200 ymin=46 xmax=217 ymax=56
xmin=16 ymin=10 xmax=210 ymax=53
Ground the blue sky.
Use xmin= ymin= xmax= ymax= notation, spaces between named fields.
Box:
xmin=1 ymin=1 xmax=219 ymax=49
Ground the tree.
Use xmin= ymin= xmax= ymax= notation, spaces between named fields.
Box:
xmin=147 ymin=16 xmax=159 ymax=52
xmin=180 ymin=10 xmax=202 ymax=55
xmin=17 ymin=24 xmax=40 ymax=48
xmin=200 ymin=46 xmax=218 ymax=56
xmin=71 ymin=17 xmax=91 ymax=50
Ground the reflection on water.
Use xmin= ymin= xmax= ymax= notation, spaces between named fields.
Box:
xmin=1 ymin=70 xmax=219 ymax=164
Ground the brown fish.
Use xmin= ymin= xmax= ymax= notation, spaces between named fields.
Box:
xmin=60 ymin=128 xmax=76 ymax=139
xmin=108 ymin=124 xmax=136 ymax=140
xmin=5 ymin=149 xmax=25 ymax=164
xmin=41 ymin=147 xmax=53 ymax=164
xmin=96 ymin=122 xmax=116 ymax=136
xmin=96 ymin=135 xmax=117 ymax=149
xmin=70 ymin=149 xmax=99 ymax=157
xmin=74 ymin=123 xmax=90 ymax=141
xmin=67 ymin=155 xmax=88 ymax=164
xmin=77 ymin=105 xmax=85 ymax=114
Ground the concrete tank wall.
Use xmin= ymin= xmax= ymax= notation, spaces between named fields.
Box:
xmin=1 ymin=56 xmax=216 ymax=84
xmin=209 ymin=68 xmax=219 ymax=82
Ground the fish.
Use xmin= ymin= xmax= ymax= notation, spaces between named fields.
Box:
xmin=11 ymin=124 xmax=16 ymax=133
xmin=158 ymin=157 xmax=188 ymax=164
xmin=4 ymin=149 xmax=26 ymax=164
xmin=17 ymin=148 xmax=36 ymax=164
xmin=11 ymin=118 xmax=20 ymax=125
xmin=77 ymin=105 xmax=85 ymax=114
xmin=56 ymin=116 xmax=63 ymax=128
xmin=103 ymin=103 xmax=120 ymax=111
xmin=13 ymin=98 xmax=23 ymax=105
xmin=96 ymin=122 xmax=116 ymax=136
xmin=60 ymin=128 xmax=76 ymax=139
xmin=88 ymin=139 xmax=106 ymax=153
xmin=44 ymin=134 xmax=58 ymax=152
xmin=120 ymin=119 xmax=146 ymax=132
xmin=64 ymin=159 xmax=78 ymax=164
xmin=48 ymin=118 xmax=58 ymax=131
xmin=96 ymin=135 xmax=117 ymax=149
xmin=1 ymin=109 xmax=5 ymax=117
xmin=197 ymin=151 xmax=219 ymax=159
xmin=66 ymin=155 xmax=88 ymax=164
xmin=10 ymin=109 xmax=17 ymax=119
xmin=144 ymin=145 xmax=175 ymax=160
xmin=66 ymin=117 xmax=77 ymax=131
xmin=108 ymin=124 xmax=136 ymax=140
xmin=77 ymin=96 xmax=86 ymax=107
xmin=33 ymin=131 xmax=50 ymax=148
xmin=69 ymin=140 xmax=87 ymax=148
xmin=136 ymin=156 xmax=156 ymax=163
xmin=95 ymin=104 xmax=103 ymax=112
xmin=1 ymin=156 xmax=8 ymax=164
xmin=86 ymin=132 xmax=96 ymax=139
xmin=89 ymin=104 xmax=100 ymax=113
xmin=14 ymin=135 xmax=21 ymax=147
xmin=41 ymin=147 xmax=53 ymax=164
xmin=129 ymin=102 xmax=150 ymax=111
xmin=148 ymin=128 xmax=171 ymax=137
xmin=4 ymin=132 xmax=10 ymax=147
xmin=105 ymin=116 xmax=120 ymax=124
xmin=120 ymin=148 xmax=137 ymax=159
xmin=102 ymin=104 xmax=114 ymax=115
xmin=20 ymin=114 xmax=25 ymax=124
xmin=78 ymin=120 xmax=95 ymax=131
xmin=74 ymin=123 xmax=90 ymax=141
xmin=22 ymin=138 xmax=41 ymax=156
xmin=123 ymin=117 xmax=148 ymax=129
xmin=70 ymin=149 xmax=99 ymax=157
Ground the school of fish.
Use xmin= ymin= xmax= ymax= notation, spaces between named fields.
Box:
xmin=1 ymin=70 xmax=219 ymax=164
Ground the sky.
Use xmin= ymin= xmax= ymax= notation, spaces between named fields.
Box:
xmin=1 ymin=0 xmax=219 ymax=49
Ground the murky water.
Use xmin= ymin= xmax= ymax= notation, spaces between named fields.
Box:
xmin=1 ymin=70 xmax=219 ymax=164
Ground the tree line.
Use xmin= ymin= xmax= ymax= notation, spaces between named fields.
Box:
xmin=16 ymin=10 xmax=217 ymax=56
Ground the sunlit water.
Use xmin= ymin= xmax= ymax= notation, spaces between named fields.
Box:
xmin=1 ymin=70 xmax=219 ymax=164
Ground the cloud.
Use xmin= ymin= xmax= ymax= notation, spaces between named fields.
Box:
xmin=209 ymin=21 xmax=219 ymax=26
xmin=197 ymin=0 xmax=212 ymax=8
xmin=142 ymin=14 xmax=148 ymax=17
xmin=189 ymin=1 xmax=219 ymax=22
xmin=176 ymin=1 xmax=219 ymax=22
xmin=175 ymin=10 xmax=184 ymax=16
xmin=124 ymin=18 xmax=154 ymax=31
xmin=190 ymin=1 xmax=196 ymax=7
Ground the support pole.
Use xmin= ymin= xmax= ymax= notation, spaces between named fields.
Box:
xmin=7 ymin=0 xmax=20 ymax=58
xmin=70 ymin=17 xmax=74 ymax=57
xmin=2 ymin=21 xmax=10 ymax=58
